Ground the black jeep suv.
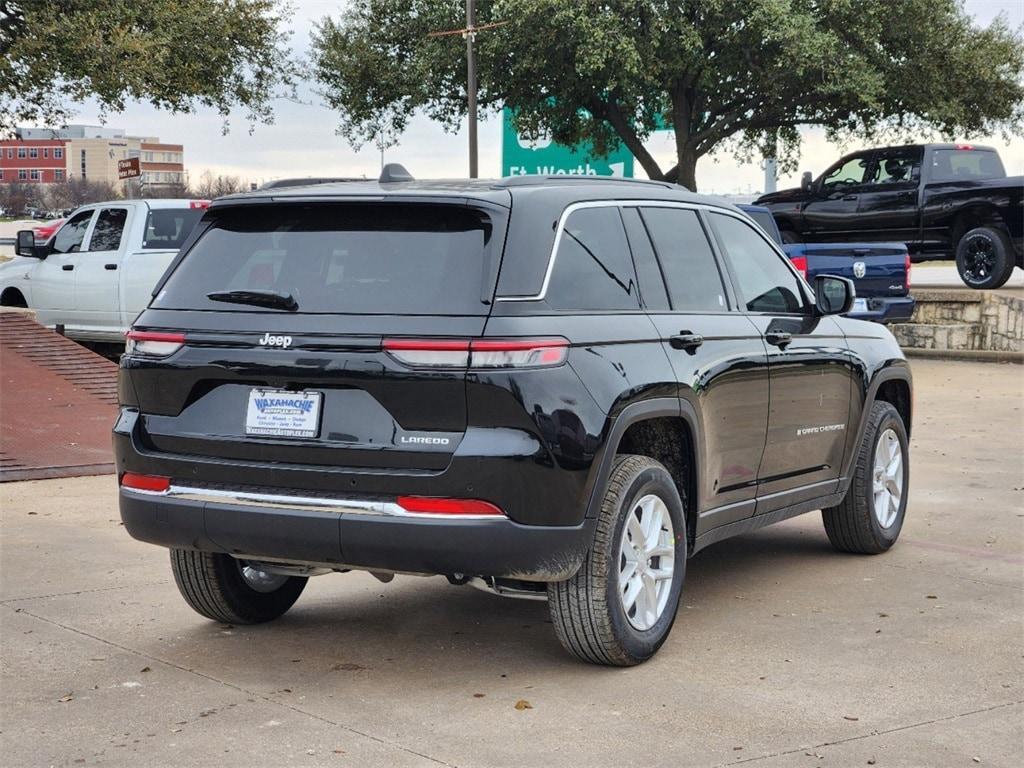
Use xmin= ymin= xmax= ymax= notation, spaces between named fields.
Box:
xmin=115 ymin=171 xmax=912 ymax=666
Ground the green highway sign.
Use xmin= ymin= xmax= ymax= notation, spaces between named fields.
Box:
xmin=501 ymin=108 xmax=634 ymax=178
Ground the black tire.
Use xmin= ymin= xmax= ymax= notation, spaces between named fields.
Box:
xmin=170 ymin=549 xmax=307 ymax=624
xmin=548 ymin=455 xmax=687 ymax=666
xmin=955 ymin=226 xmax=1015 ymax=290
xmin=822 ymin=402 xmax=909 ymax=554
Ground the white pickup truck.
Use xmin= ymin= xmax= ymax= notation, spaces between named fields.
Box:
xmin=0 ymin=199 xmax=208 ymax=342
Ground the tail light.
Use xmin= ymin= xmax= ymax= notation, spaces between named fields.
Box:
xmin=189 ymin=200 xmax=211 ymax=209
xmin=397 ymin=496 xmax=504 ymax=516
xmin=125 ymin=330 xmax=185 ymax=357
xmin=905 ymin=253 xmax=912 ymax=291
xmin=121 ymin=472 xmax=170 ymax=493
xmin=383 ymin=338 xmax=569 ymax=369
xmin=790 ymin=255 xmax=808 ymax=280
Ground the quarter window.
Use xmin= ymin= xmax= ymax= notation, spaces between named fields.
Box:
xmin=639 ymin=207 xmax=728 ymax=312
xmin=709 ymin=213 xmax=808 ymax=314
xmin=51 ymin=210 xmax=94 ymax=254
xmin=89 ymin=208 xmax=128 ymax=251
xmin=546 ymin=207 xmax=639 ymax=311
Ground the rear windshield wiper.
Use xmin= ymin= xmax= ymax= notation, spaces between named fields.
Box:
xmin=206 ymin=289 xmax=298 ymax=312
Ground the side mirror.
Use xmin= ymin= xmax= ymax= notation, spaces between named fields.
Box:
xmin=801 ymin=171 xmax=813 ymax=192
xmin=814 ymin=275 xmax=855 ymax=315
xmin=15 ymin=230 xmax=45 ymax=258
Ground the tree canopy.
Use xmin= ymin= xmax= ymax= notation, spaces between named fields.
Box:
xmin=0 ymin=0 xmax=295 ymax=137
xmin=310 ymin=0 xmax=1024 ymax=189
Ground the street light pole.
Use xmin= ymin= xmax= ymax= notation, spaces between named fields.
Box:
xmin=466 ymin=0 xmax=478 ymax=178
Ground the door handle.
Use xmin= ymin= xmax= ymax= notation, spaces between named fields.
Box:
xmin=842 ymin=195 xmax=857 ymax=201
xmin=669 ymin=332 xmax=704 ymax=351
xmin=765 ymin=330 xmax=792 ymax=348
xmin=104 ymin=263 xmax=117 ymax=270
xmin=62 ymin=264 xmax=74 ymax=271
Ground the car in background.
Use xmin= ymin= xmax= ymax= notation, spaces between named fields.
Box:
xmin=32 ymin=218 xmax=64 ymax=243
xmin=1 ymin=199 xmax=209 ymax=341
xmin=755 ymin=143 xmax=1022 ymax=289
xmin=740 ymin=204 xmax=914 ymax=324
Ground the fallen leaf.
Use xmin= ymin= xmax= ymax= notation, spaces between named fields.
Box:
xmin=139 ymin=666 xmax=151 ymax=673
xmin=514 ymin=699 xmax=533 ymax=710
xmin=843 ymin=715 xmax=859 ymax=721
xmin=472 ymin=693 xmax=485 ymax=698
xmin=331 ymin=662 xmax=366 ymax=672
xmin=58 ymin=693 xmax=73 ymax=703
xmin=926 ymin=595 xmax=938 ymax=599
xmin=27 ymin=511 xmax=37 ymax=515
xmin=972 ymin=759 xmax=981 ymax=764
xmin=868 ymin=759 xmax=876 ymax=765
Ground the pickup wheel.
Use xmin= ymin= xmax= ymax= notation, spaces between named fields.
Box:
xmin=822 ymin=402 xmax=909 ymax=555
xmin=170 ymin=549 xmax=307 ymax=624
xmin=547 ymin=455 xmax=686 ymax=666
xmin=955 ymin=226 xmax=1015 ymax=289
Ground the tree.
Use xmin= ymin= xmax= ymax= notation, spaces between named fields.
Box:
xmin=191 ymin=170 xmax=250 ymax=199
xmin=1 ymin=0 xmax=295 ymax=136
xmin=41 ymin=178 xmax=121 ymax=210
xmin=310 ymin=0 xmax=1024 ymax=190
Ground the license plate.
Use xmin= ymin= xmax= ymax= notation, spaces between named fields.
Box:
xmin=245 ymin=389 xmax=322 ymax=438
xmin=851 ymin=298 xmax=869 ymax=313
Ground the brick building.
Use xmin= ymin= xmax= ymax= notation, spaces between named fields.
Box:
xmin=0 ymin=125 xmax=185 ymax=188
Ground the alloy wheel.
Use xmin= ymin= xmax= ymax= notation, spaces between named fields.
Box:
xmin=618 ymin=494 xmax=676 ymax=631
xmin=872 ymin=428 xmax=904 ymax=529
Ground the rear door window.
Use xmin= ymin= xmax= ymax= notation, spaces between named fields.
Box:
xmin=545 ymin=207 xmax=640 ymax=311
xmin=143 ymin=208 xmax=205 ymax=249
xmin=156 ymin=203 xmax=496 ymax=315
xmin=639 ymin=207 xmax=728 ymax=312
xmin=88 ymin=208 xmax=128 ymax=251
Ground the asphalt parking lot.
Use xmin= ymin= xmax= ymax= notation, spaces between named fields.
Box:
xmin=1 ymin=357 xmax=1022 ymax=768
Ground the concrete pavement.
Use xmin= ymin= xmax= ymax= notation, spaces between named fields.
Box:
xmin=1 ymin=358 xmax=1022 ymax=767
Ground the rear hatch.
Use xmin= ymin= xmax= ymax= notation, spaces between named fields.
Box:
xmin=124 ymin=200 xmax=505 ymax=473
xmin=784 ymin=243 xmax=909 ymax=297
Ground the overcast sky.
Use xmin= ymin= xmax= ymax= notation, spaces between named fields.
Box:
xmin=65 ymin=0 xmax=1024 ymax=192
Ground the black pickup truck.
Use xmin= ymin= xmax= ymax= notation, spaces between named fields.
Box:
xmin=756 ymin=144 xmax=1023 ymax=289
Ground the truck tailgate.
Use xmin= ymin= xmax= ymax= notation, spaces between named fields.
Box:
xmin=784 ymin=242 xmax=909 ymax=297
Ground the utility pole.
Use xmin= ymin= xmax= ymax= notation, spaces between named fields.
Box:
xmin=428 ymin=8 xmax=507 ymax=177
xmin=465 ymin=0 xmax=478 ymax=178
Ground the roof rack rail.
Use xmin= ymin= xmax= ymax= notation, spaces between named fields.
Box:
xmin=379 ymin=163 xmax=414 ymax=183
xmin=492 ymin=174 xmax=676 ymax=189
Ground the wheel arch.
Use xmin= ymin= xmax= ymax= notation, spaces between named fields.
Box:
xmin=842 ymin=364 xmax=913 ymax=484
xmin=585 ymin=398 xmax=701 ymax=553
xmin=1 ymin=286 xmax=28 ymax=308
xmin=951 ymin=204 xmax=1011 ymax=247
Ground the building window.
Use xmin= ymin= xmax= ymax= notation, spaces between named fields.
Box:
xmin=54 ymin=147 xmax=63 ymax=159
xmin=55 ymin=169 xmax=65 ymax=181
xmin=18 ymin=169 xmax=27 ymax=180
xmin=144 ymin=151 xmax=153 ymax=162
xmin=5 ymin=148 xmax=11 ymax=158
xmin=0 ymin=170 xmax=4 ymax=180
xmin=29 ymin=148 xmax=38 ymax=159
xmin=43 ymin=148 xmax=49 ymax=158
xmin=80 ymin=149 xmax=87 ymax=179
xmin=30 ymin=169 xmax=40 ymax=181
xmin=17 ymin=147 xmax=26 ymax=158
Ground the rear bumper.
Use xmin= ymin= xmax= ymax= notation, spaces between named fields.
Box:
xmin=119 ymin=485 xmax=594 ymax=582
xmin=846 ymin=296 xmax=916 ymax=324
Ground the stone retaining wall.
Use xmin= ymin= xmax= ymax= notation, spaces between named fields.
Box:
xmin=890 ymin=289 xmax=1022 ymax=352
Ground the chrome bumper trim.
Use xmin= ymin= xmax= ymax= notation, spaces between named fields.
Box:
xmin=125 ymin=484 xmax=504 ymax=521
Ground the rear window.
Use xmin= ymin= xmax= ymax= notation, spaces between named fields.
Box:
xmin=143 ymin=208 xmax=205 ymax=250
xmin=929 ymin=149 xmax=1005 ymax=182
xmin=156 ymin=203 xmax=494 ymax=315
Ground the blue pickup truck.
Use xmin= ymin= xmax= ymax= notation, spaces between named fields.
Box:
xmin=740 ymin=204 xmax=915 ymax=324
